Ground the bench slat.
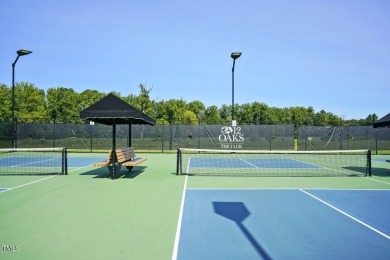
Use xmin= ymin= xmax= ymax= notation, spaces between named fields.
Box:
xmin=92 ymin=146 xmax=146 ymax=171
xmin=93 ymin=161 xmax=110 ymax=167
xmin=121 ymin=158 xmax=147 ymax=167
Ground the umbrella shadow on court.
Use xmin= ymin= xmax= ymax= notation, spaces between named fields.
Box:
xmin=80 ymin=166 xmax=146 ymax=179
xmin=213 ymin=202 xmax=272 ymax=260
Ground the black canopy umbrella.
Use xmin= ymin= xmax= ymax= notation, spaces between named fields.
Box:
xmin=373 ymin=113 xmax=390 ymax=128
xmin=80 ymin=93 xmax=156 ymax=178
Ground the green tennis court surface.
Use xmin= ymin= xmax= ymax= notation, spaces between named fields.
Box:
xmin=0 ymin=153 xmax=389 ymax=259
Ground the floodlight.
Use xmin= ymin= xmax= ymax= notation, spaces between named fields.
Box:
xmin=231 ymin=52 xmax=242 ymax=123
xmin=16 ymin=49 xmax=33 ymax=56
xmin=231 ymin=52 xmax=242 ymax=60
xmin=12 ymin=49 xmax=32 ymax=148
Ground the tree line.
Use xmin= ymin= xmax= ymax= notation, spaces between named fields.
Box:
xmin=0 ymin=82 xmax=378 ymax=126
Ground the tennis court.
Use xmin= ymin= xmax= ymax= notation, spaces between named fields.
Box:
xmin=174 ymin=188 xmax=389 ymax=259
xmin=0 ymin=151 xmax=389 ymax=259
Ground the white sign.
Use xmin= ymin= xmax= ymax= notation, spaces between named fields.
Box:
xmin=219 ymin=126 xmax=244 ymax=149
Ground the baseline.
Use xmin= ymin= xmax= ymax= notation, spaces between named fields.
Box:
xmin=172 ymin=174 xmax=189 ymax=260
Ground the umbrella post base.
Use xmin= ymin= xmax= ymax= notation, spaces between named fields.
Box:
xmin=107 ymin=164 xmax=122 ymax=179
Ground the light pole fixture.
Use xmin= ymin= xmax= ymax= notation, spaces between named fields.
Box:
xmin=12 ymin=49 xmax=32 ymax=148
xmin=231 ymin=52 xmax=242 ymax=125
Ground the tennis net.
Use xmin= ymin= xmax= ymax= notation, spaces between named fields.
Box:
xmin=176 ymin=148 xmax=371 ymax=177
xmin=0 ymin=147 xmax=68 ymax=175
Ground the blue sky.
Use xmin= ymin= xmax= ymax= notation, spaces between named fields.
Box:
xmin=1 ymin=0 xmax=389 ymax=120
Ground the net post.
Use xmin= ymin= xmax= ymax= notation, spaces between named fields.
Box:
xmin=367 ymin=149 xmax=372 ymax=176
xmin=176 ymin=148 xmax=182 ymax=175
xmin=62 ymin=147 xmax=68 ymax=175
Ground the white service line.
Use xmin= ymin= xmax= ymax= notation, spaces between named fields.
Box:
xmin=300 ymin=189 xmax=390 ymax=240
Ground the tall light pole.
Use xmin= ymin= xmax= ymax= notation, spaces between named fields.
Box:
xmin=231 ymin=52 xmax=242 ymax=126
xmin=12 ymin=49 xmax=32 ymax=148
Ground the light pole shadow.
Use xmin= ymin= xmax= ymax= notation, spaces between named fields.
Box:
xmin=213 ymin=201 xmax=272 ymax=260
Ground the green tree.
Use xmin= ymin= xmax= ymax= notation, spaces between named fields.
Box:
xmin=365 ymin=113 xmax=378 ymax=125
xmin=218 ymin=104 xmax=231 ymax=124
xmin=267 ymin=107 xmax=283 ymax=124
xmin=14 ymin=82 xmax=47 ymax=122
xmin=205 ymin=105 xmax=221 ymax=124
xmin=237 ymin=103 xmax=253 ymax=124
xmin=47 ymin=87 xmax=80 ymax=123
xmin=80 ymin=89 xmax=105 ymax=110
xmin=138 ymin=84 xmax=153 ymax=114
xmin=0 ymin=84 xmax=11 ymax=121
xmin=0 ymin=80 xmax=377 ymax=126
xmin=314 ymin=110 xmax=329 ymax=126
xmin=163 ymin=99 xmax=187 ymax=124
xmin=291 ymin=106 xmax=313 ymax=126
xmin=124 ymin=84 xmax=154 ymax=117
xmin=183 ymin=110 xmax=198 ymax=124
xmin=188 ymin=100 xmax=206 ymax=122
xmin=325 ymin=112 xmax=342 ymax=126
xmin=306 ymin=106 xmax=315 ymax=125
xmin=251 ymin=102 xmax=269 ymax=124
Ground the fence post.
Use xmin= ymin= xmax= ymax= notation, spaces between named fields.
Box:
xmin=198 ymin=121 xmax=201 ymax=149
xmin=375 ymin=129 xmax=378 ymax=155
xmin=169 ymin=123 xmax=173 ymax=150
xmin=269 ymin=125 xmax=272 ymax=151
xmin=53 ymin=119 xmax=56 ymax=148
xmin=161 ymin=124 xmax=164 ymax=153
xmin=15 ymin=117 xmax=18 ymax=148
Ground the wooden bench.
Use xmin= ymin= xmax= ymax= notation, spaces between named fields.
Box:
xmin=93 ymin=147 xmax=147 ymax=177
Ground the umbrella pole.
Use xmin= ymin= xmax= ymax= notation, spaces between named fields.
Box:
xmin=112 ymin=120 xmax=117 ymax=179
xmin=128 ymin=124 xmax=132 ymax=147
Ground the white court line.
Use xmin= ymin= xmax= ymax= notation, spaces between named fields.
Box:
xmin=364 ymin=177 xmax=390 ymax=185
xmin=372 ymin=159 xmax=390 ymax=164
xmin=239 ymin=158 xmax=259 ymax=168
xmin=0 ymin=165 xmax=92 ymax=193
xmin=3 ymin=175 xmax=58 ymax=192
xmin=171 ymin=174 xmax=188 ymax=260
xmin=300 ymin=189 xmax=390 ymax=240
xmin=9 ymin=157 xmax=60 ymax=168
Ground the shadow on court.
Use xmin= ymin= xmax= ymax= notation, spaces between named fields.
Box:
xmin=342 ymin=166 xmax=371 ymax=176
xmin=212 ymin=202 xmax=272 ymax=260
xmin=372 ymin=167 xmax=390 ymax=176
xmin=80 ymin=166 xmax=147 ymax=179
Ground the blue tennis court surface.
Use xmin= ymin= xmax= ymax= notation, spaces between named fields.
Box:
xmin=68 ymin=157 xmax=106 ymax=167
xmin=189 ymin=158 xmax=322 ymax=169
xmin=0 ymin=155 xmax=105 ymax=176
xmin=0 ymin=156 xmax=61 ymax=167
xmin=175 ymin=189 xmax=390 ymax=259
xmin=0 ymin=156 xmax=104 ymax=168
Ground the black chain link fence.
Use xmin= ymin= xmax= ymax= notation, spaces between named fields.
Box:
xmin=1 ymin=120 xmax=389 ymax=154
